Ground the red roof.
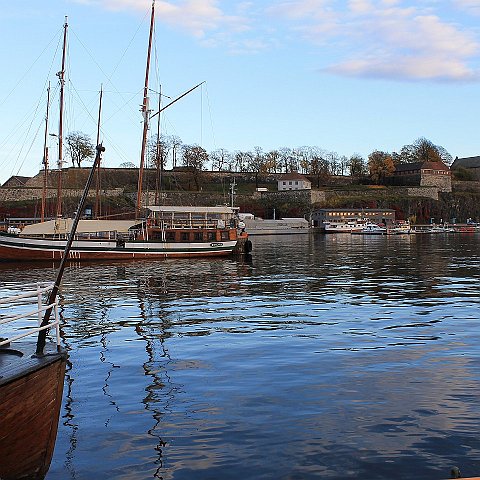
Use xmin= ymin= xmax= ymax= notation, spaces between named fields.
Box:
xmin=279 ymin=172 xmax=310 ymax=181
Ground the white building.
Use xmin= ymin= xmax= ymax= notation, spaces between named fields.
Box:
xmin=278 ymin=173 xmax=311 ymax=191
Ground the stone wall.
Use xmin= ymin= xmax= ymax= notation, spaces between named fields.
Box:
xmin=420 ymin=174 xmax=452 ymax=193
xmin=452 ymin=181 xmax=480 ymax=192
xmin=0 ymin=185 xmax=441 ymax=205
xmin=316 ymin=186 xmax=439 ymax=203
xmin=0 ymin=187 xmax=124 ymax=202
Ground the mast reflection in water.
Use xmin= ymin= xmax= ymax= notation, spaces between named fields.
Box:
xmin=1 ymin=233 xmax=479 ymax=479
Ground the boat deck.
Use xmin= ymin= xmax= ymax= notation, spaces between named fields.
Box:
xmin=0 ymin=342 xmax=65 ymax=387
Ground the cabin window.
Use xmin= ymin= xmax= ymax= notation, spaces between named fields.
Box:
xmin=207 ymin=231 xmax=216 ymax=241
xmin=166 ymin=231 xmax=175 ymax=241
xmin=221 ymin=231 xmax=229 ymax=241
xmin=194 ymin=232 xmax=203 ymax=241
xmin=181 ymin=232 xmax=190 ymax=241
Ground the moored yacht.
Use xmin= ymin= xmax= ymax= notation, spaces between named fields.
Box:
xmin=351 ymin=222 xmax=388 ymax=235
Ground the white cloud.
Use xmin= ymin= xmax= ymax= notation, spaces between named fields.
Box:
xmin=327 ymin=56 xmax=478 ymax=81
xmin=74 ymin=0 xmax=480 ymax=80
xmin=271 ymin=0 xmax=480 ymax=81
xmin=73 ymin=0 xmax=250 ymax=38
xmin=454 ymin=0 xmax=480 ymax=14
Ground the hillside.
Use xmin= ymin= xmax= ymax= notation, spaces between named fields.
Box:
xmin=1 ymin=167 xmax=480 ymax=223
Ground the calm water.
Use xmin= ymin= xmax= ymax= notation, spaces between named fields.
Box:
xmin=1 ymin=233 xmax=480 ymax=479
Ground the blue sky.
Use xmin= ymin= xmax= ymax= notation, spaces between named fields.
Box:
xmin=1 ymin=0 xmax=480 ymax=184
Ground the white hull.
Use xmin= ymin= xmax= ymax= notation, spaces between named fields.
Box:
xmin=0 ymin=232 xmax=238 ymax=261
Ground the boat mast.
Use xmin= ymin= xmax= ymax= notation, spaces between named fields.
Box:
xmin=136 ymin=0 xmax=155 ymax=218
xmin=95 ymin=85 xmax=103 ymax=218
xmin=155 ymin=86 xmax=161 ymax=204
xmin=36 ymin=144 xmax=105 ymax=355
xmin=56 ymin=16 xmax=68 ymax=218
xmin=41 ymin=83 xmax=51 ymax=222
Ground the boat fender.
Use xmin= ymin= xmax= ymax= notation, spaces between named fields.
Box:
xmin=450 ymin=466 xmax=461 ymax=478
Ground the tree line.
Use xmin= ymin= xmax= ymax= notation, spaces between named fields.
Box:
xmin=65 ymin=131 xmax=453 ymax=185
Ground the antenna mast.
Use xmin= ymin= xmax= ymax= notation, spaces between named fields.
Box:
xmin=136 ymin=0 xmax=155 ymax=218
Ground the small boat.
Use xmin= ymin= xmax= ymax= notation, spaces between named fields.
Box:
xmin=0 ymin=283 xmax=66 ymax=480
xmin=413 ymin=224 xmax=453 ymax=234
xmin=387 ymin=220 xmax=412 ymax=235
xmin=322 ymin=219 xmax=367 ymax=233
xmin=351 ymin=222 xmax=387 ymax=235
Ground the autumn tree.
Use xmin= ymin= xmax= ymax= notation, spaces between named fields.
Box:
xmin=368 ymin=150 xmax=395 ymax=184
xmin=264 ymin=150 xmax=281 ymax=173
xmin=65 ymin=131 xmax=94 ymax=167
xmin=392 ymin=137 xmax=453 ymax=165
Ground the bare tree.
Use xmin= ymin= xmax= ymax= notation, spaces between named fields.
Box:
xmin=211 ymin=148 xmax=232 ymax=171
xmin=119 ymin=162 xmax=136 ymax=168
xmin=278 ymin=147 xmax=293 ymax=173
xmin=309 ymin=150 xmax=330 ymax=187
xmin=148 ymin=134 xmax=171 ymax=170
xmin=170 ymin=135 xmax=183 ymax=168
xmin=65 ymin=131 xmax=94 ymax=167
xmin=248 ymin=146 xmax=268 ymax=188
xmin=182 ymin=144 xmax=208 ymax=190
xmin=234 ymin=150 xmax=250 ymax=173
xmin=348 ymin=154 xmax=367 ymax=176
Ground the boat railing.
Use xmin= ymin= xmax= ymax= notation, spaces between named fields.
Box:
xmin=153 ymin=219 xmax=222 ymax=229
xmin=0 ymin=282 xmax=60 ymax=348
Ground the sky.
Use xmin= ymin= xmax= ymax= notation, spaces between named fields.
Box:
xmin=1 ymin=0 xmax=480 ymax=185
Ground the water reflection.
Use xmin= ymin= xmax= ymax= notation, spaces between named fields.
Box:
xmin=1 ymin=233 xmax=480 ymax=479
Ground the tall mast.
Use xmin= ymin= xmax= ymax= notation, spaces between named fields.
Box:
xmin=136 ymin=0 xmax=155 ymax=218
xmin=41 ymin=83 xmax=51 ymax=222
xmin=95 ymin=85 xmax=103 ymax=218
xmin=56 ymin=16 xmax=68 ymax=218
xmin=155 ymin=86 xmax=161 ymax=204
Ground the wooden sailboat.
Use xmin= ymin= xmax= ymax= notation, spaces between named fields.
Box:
xmin=0 ymin=144 xmax=105 ymax=480
xmin=0 ymin=1 xmax=251 ymax=262
xmin=0 ymin=284 xmax=66 ymax=480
